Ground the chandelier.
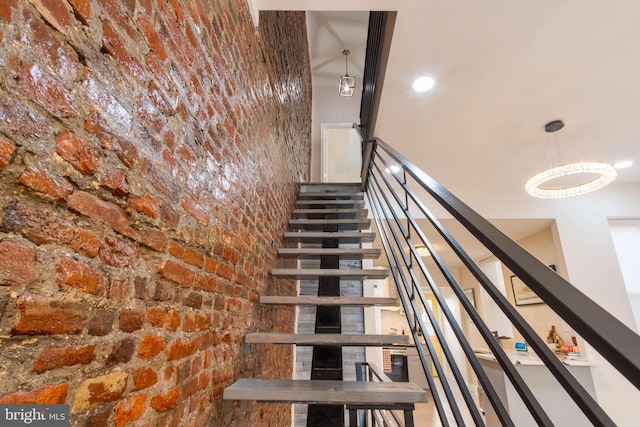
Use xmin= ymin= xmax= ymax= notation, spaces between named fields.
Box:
xmin=525 ymin=120 xmax=617 ymax=199
xmin=338 ymin=49 xmax=355 ymax=97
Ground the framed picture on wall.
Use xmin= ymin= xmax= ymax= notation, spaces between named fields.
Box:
xmin=511 ymin=265 xmax=556 ymax=306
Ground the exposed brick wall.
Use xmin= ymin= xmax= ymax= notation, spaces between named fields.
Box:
xmin=0 ymin=1 xmax=310 ymax=425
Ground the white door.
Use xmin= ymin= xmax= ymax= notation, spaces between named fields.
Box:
xmin=321 ymin=124 xmax=362 ymax=183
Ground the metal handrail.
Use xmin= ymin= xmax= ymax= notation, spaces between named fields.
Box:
xmin=359 ymin=134 xmax=640 ymax=426
xmin=356 ymin=362 xmax=405 ymax=427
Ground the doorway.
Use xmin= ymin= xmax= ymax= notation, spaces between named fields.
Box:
xmin=321 ymin=124 xmax=362 ymax=183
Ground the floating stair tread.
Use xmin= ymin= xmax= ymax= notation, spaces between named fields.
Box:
xmin=298 ymin=192 xmax=364 ymax=199
xmin=296 ymin=199 xmax=365 ymax=206
xmin=223 ymin=379 xmax=428 ymax=405
xmin=284 ymin=231 xmax=376 ymax=243
xmin=277 ymin=248 xmax=381 ymax=259
xmin=293 ymin=208 xmax=368 ymax=217
xmin=260 ymin=296 xmax=398 ymax=306
xmin=246 ymin=333 xmax=410 ymax=346
xmin=272 ymin=268 xmax=389 ymax=279
xmin=289 ymin=219 xmax=370 ymax=226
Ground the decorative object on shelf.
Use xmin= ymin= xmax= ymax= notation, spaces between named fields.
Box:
xmin=338 ymin=49 xmax=355 ymax=96
xmin=525 ymin=120 xmax=617 ymax=198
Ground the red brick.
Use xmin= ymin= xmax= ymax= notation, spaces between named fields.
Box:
xmin=56 ymin=258 xmax=106 ymax=295
xmin=18 ymin=165 xmax=74 ymax=200
xmin=140 ymin=227 xmax=168 ymax=252
xmin=88 ymin=309 xmax=114 ymax=336
xmin=0 ymin=135 xmax=15 ymax=169
xmin=138 ymin=335 xmax=165 ymax=359
xmin=2 ymin=203 xmax=101 ymax=258
xmin=0 ymin=91 xmax=50 ymax=137
xmin=84 ymin=112 xmax=137 ymax=167
xmin=128 ymin=193 xmax=159 ymax=218
xmin=100 ymin=236 xmax=138 ymax=267
xmin=0 ymin=384 xmax=67 ymax=404
xmin=23 ymin=10 xmax=79 ymax=83
xmin=182 ymin=312 xmax=197 ymax=332
xmin=181 ymin=196 xmax=209 ymax=226
xmin=146 ymin=306 xmax=167 ymax=327
xmin=136 ymin=13 xmax=167 ymax=62
xmin=132 ymin=367 xmax=158 ymax=391
xmin=30 ymin=0 xmax=72 ymax=33
xmin=115 ymin=393 xmax=147 ymax=427
xmin=150 ymin=387 xmax=180 ymax=412
xmin=106 ymin=337 xmax=135 ymax=365
xmin=55 ymin=131 xmax=99 ymax=175
xmin=18 ymin=63 xmax=76 ymax=118
xmin=101 ymin=21 xmax=144 ymax=81
xmin=73 ymin=372 xmax=128 ymax=412
xmin=167 ymin=337 xmax=198 ymax=361
xmin=119 ymin=310 xmax=144 ymax=332
xmin=168 ymin=241 xmax=184 ymax=259
xmin=192 ymin=273 xmax=214 ymax=292
xmin=166 ymin=310 xmax=180 ymax=331
xmin=148 ymin=81 xmax=175 ymax=115
xmin=176 ymin=144 xmax=196 ymax=164
xmin=197 ymin=313 xmax=211 ymax=331
xmin=33 ymin=344 xmax=95 ymax=373
xmin=183 ymin=292 xmax=203 ymax=309
xmin=0 ymin=241 xmax=35 ymax=286
xmin=183 ymin=247 xmax=204 ymax=268
xmin=108 ymin=278 xmax=129 ymax=301
xmin=101 ymin=169 xmax=130 ymax=197
xmin=0 ymin=0 xmax=18 ymax=22
xmin=160 ymin=204 xmax=179 ymax=227
xmin=68 ymin=0 xmax=91 ymax=24
xmin=217 ymin=262 xmax=234 ymax=281
xmin=13 ymin=295 xmax=87 ymax=335
xmin=204 ymin=257 xmax=217 ymax=274
xmin=68 ymin=191 xmax=136 ymax=238
xmin=82 ymin=77 xmax=132 ymax=138
xmin=158 ymin=260 xmax=195 ymax=288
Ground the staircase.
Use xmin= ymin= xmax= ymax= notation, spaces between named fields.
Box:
xmin=223 ymin=183 xmax=427 ymax=426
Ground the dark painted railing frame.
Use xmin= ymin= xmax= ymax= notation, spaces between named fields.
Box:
xmin=359 ymin=134 xmax=640 ymax=426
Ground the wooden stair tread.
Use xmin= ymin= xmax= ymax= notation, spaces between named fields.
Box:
xmin=223 ymin=379 xmax=428 ymax=404
xmin=260 ymin=296 xmax=398 ymax=306
xmin=284 ymin=231 xmax=376 ymax=243
xmin=278 ymin=248 xmax=380 ymax=259
xmin=293 ymin=208 xmax=368 ymax=216
xmin=246 ymin=333 xmax=410 ymax=346
xmin=272 ymin=268 xmax=389 ymax=279
xmin=298 ymin=192 xmax=364 ymax=199
xmin=289 ymin=218 xmax=370 ymax=225
xmin=296 ymin=199 xmax=365 ymax=205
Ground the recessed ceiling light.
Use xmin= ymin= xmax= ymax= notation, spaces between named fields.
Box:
xmin=412 ymin=76 xmax=435 ymax=92
xmin=614 ymin=160 xmax=633 ymax=169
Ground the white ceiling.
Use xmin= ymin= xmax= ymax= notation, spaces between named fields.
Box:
xmin=255 ymin=0 xmax=640 ymax=265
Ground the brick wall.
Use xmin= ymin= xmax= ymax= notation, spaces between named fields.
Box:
xmin=0 ymin=1 xmax=310 ymax=425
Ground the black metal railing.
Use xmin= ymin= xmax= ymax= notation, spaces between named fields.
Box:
xmin=358 ymin=134 xmax=640 ymax=427
xmin=355 ymin=362 xmax=406 ymax=427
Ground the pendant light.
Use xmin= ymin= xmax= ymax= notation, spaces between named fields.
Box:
xmin=338 ymin=49 xmax=355 ymax=97
xmin=525 ymin=120 xmax=617 ymax=198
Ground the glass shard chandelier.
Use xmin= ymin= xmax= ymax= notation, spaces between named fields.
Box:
xmin=525 ymin=120 xmax=617 ymax=199
xmin=338 ymin=49 xmax=355 ymax=97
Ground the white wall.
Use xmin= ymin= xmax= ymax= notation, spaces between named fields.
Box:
xmin=609 ymin=219 xmax=640 ymax=332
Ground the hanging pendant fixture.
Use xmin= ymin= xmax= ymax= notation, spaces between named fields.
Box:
xmin=338 ymin=49 xmax=355 ymax=97
xmin=525 ymin=120 xmax=617 ymax=199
